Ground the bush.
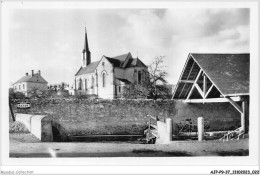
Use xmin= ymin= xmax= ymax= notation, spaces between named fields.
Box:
xmin=9 ymin=121 xmax=30 ymax=133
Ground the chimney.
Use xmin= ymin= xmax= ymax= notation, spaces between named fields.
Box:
xmin=25 ymin=73 xmax=28 ymax=76
xmin=31 ymin=70 xmax=34 ymax=76
xmin=38 ymin=70 xmax=41 ymax=75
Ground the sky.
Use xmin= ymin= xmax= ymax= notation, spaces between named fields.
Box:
xmin=7 ymin=8 xmax=249 ymax=86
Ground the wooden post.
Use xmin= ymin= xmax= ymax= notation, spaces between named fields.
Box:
xmin=203 ymin=74 xmax=207 ymax=99
xmin=9 ymin=101 xmax=15 ymax=122
xmin=241 ymin=100 xmax=246 ymax=132
xmin=197 ymin=117 xmax=204 ymax=141
xmin=166 ymin=118 xmax=172 ymax=142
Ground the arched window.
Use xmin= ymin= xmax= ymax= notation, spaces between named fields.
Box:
xmin=85 ymin=79 xmax=87 ymax=90
xmin=91 ymin=76 xmax=95 ymax=89
xmin=78 ymin=79 xmax=82 ymax=90
xmin=102 ymin=73 xmax=106 ymax=87
xmin=138 ymin=71 xmax=142 ymax=84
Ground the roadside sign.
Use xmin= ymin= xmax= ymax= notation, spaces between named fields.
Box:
xmin=17 ymin=102 xmax=31 ymax=109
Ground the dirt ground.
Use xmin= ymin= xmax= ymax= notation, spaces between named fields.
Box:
xmin=9 ymin=133 xmax=249 ymax=157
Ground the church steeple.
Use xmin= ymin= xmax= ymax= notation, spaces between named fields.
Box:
xmin=82 ymin=28 xmax=91 ymax=67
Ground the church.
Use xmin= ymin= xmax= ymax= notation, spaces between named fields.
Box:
xmin=74 ymin=29 xmax=148 ymax=99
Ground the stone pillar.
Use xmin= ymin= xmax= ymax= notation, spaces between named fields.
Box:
xmin=197 ymin=117 xmax=204 ymax=141
xmin=166 ymin=118 xmax=172 ymax=142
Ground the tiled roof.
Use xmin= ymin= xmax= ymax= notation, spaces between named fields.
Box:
xmin=128 ymin=58 xmax=148 ymax=68
xmin=14 ymin=73 xmax=48 ymax=84
xmin=116 ymin=78 xmax=132 ymax=84
xmin=191 ymin=53 xmax=249 ymax=96
xmin=173 ymin=53 xmax=249 ymax=99
xmin=105 ymin=52 xmax=147 ymax=68
xmin=75 ymin=61 xmax=99 ymax=76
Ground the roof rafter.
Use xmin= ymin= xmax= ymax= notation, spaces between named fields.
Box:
xmin=186 ymin=69 xmax=202 ymax=100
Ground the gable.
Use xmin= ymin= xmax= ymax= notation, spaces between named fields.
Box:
xmin=173 ymin=53 xmax=250 ymax=100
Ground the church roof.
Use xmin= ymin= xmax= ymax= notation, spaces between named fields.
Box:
xmin=14 ymin=73 xmax=48 ymax=84
xmin=105 ymin=52 xmax=147 ymax=68
xmin=75 ymin=61 xmax=99 ymax=76
xmin=127 ymin=58 xmax=147 ymax=68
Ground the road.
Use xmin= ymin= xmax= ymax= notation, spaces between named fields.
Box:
xmin=9 ymin=133 xmax=249 ymax=157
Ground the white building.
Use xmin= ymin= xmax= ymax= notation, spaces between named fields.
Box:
xmin=74 ymin=29 xmax=148 ymax=99
xmin=13 ymin=70 xmax=48 ymax=96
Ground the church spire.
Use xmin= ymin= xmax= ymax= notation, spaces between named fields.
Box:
xmin=82 ymin=27 xmax=91 ymax=67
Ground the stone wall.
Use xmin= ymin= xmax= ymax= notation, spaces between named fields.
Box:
xmin=14 ymin=99 xmax=241 ymax=135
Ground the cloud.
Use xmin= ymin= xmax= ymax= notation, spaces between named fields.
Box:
xmin=8 ymin=8 xmax=249 ymax=85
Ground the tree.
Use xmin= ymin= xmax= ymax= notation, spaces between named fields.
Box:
xmin=122 ymin=56 xmax=172 ymax=99
xmin=27 ymin=86 xmax=51 ymax=99
xmin=122 ymin=84 xmax=148 ymax=99
xmin=9 ymin=88 xmax=26 ymax=100
xmin=146 ymin=56 xmax=169 ymax=99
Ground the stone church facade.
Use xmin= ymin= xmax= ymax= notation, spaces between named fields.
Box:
xmin=74 ymin=29 xmax=148 ymax=99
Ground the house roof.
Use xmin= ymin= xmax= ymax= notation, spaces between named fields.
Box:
xmin=75 ymin=61 xmax=99 ymax=76
xmin=14 ymin=73 xmax=48 ymax=84
xmin=173 ymin=53 xmax=250 ymax=99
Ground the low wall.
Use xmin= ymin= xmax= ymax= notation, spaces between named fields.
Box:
xmin=15 ymin=114 xmax=53 ymax=142
xmin=14 ymin=99 xmax=241 ymax=135
xmin=16 ymin=114 xmax=33 ymax=131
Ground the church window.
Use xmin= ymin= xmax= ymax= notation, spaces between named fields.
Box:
xmin=19 ymin=85 xmax=20 ymax=90
xmin=91 ymin=76 xmax=94 ymax=89
xmin=102 ymin=73 xmax=106 ymax=87
xmin=23 ymin=84 xmax=25 ymax=89
xmin=78 ymin=79 xmax=82 ymax=90
xmin=102 ymin=62 xmax=105 ymax=66
xmin=85 ymin=79 xmax=87 ymax=90
xmin=138 ymin=71 xmax=142 ymax=84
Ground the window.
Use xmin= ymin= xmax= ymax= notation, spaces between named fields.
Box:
xmin=138 ymin=71 xmax=142 ymax=84
xmin=118 ymin=86 xmax=121 ymax=93
xmin=78 ymin=79 xmax=82 ymax=90
xmin=102 ymin=62 xmax=105 ymax=66
xmin=85 ymin=79 xmax=88 ymax=90
xmin=91 ymin=76 xmax=95 ymax=89
xmin=23 ymin=84 xmax=25 ymax=89
xmin=102 ymin=73 xmax=106 ymax=87
xmin=19 ymin=85 xmax=21 ymax=90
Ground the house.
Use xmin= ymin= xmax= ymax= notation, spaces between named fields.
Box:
xmin=13 ymin=70 xmax=48 ymax=96
xmin=173 ymin=53 xmax=250 ymax=133
xmin=74 ymin=29 xmax=148 ymax=99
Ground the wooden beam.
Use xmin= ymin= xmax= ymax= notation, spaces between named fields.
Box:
xmin=180 ymin=80 xmax=195 ymax=83
xmin=184 ymin=97 xmax=241 ymax=103
xmin=178 ymin=83 xmax=187 ymax=98
xmin=225 ymin=96 xmax=243 ymax=114
xmin=178 ymin=61 xmax=196 ymax=98
xmin=241 ymin=100 xmax=246 ymax=131
xmin=203 ymin=74 xmax=207 ymax=99
xmin=205 ymin=84 xmax=214 ymax=98
xmin=186 ymin=69 xmax=202 ymax=100
xmin=186 ymin=61 xmax=196 ymax=79
xmin=194 ymin=83 xmax=204 ymax=98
